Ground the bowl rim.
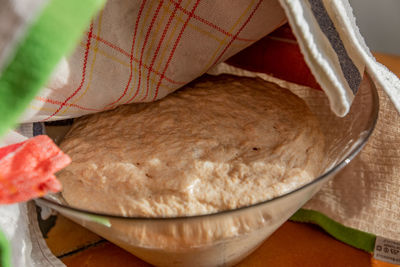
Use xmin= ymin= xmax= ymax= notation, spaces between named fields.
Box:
xmin=36 ymin=73 xmax=380 ymax=221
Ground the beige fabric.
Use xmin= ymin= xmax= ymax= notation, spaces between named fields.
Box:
xmin=305 ymin=85 xmax=400 ymax=240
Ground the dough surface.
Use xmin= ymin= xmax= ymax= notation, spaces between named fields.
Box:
xmin=58 ymin=75 xmax=324 ymax=217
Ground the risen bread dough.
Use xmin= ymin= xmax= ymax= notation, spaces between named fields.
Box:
xmin=58 ymin=75 xmax=324 ymax=217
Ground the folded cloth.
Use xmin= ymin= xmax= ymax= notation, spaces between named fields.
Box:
xmin=0 ymin=0 xmax=400 ymax=266
xmin=279 ymin=0 xmax=400 ymax=115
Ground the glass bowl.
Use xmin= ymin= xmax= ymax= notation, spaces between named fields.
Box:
xmin=37 ymin=73 xmax=379 ymax=267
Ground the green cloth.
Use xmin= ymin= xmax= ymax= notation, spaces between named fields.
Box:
xmin=0 ymin=229 xmax=10 ymax=267
xmin=0 ymin=0 xmax=106 ymax=138
xmin=290 ymin=208 xmax=376 ymax=253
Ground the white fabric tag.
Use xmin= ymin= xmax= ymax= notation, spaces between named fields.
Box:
xmin=374 ymin=236 xmax=400 ymax=265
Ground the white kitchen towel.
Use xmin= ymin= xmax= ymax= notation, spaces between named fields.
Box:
xmin=278 ymin=0 xmax=400 ymax=115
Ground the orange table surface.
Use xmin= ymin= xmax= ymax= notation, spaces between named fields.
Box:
xmin=45 ymin=52 xmax=400 ymax=267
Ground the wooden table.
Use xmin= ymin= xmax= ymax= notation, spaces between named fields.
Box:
xmin=45 ymin=52 xmax=400 ymax=267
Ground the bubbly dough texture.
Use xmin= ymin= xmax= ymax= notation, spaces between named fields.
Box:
xmin=58 ymin=75 xmax=324 ymax=217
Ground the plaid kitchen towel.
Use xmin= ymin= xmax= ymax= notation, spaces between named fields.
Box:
xmin=21 ymin=0 xmax=287 ymax=122
xmin=0 ymin=0 xmax=400 ymax=266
